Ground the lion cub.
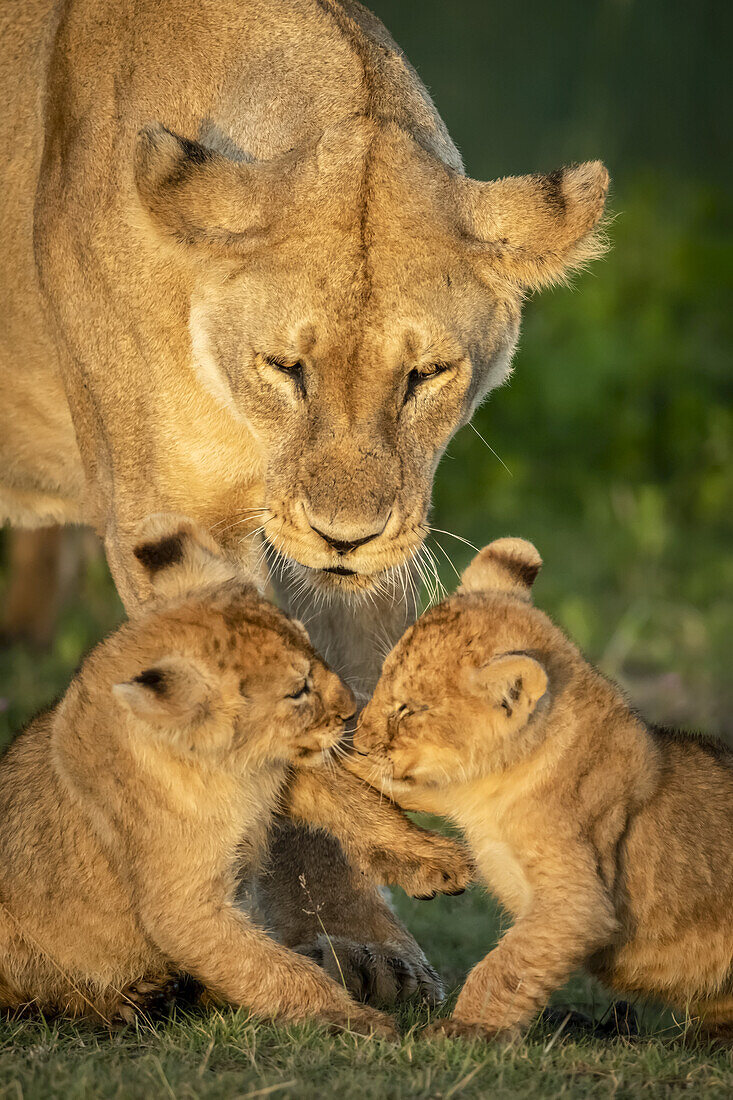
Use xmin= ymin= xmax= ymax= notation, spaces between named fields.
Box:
xmin=347 ymin=537 xmax=733 ymax=1039
xmin=0 ymin=516 xmax=471 ymax=1034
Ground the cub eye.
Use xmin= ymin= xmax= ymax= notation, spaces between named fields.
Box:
xmin=286 ymin=680 xmax=310 ymax=700
xmin=405 ymin=362 xmax=451 ymax=402
xmin=263 ymin=355 xmax=306 ymax=393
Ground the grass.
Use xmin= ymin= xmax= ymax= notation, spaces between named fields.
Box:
xmin=0 ymin=885 xmax=731 ymax=1098
xmin=1 ymin=1013 xmax=730 ymax=1100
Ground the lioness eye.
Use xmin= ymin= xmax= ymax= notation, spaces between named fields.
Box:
xmin=286 ymin=680 xmax=310 ymax=700
xmin=263 ymin=355 xmax=306 ymax=394
xmin=405 ymin=362 xmax=450 ymax=401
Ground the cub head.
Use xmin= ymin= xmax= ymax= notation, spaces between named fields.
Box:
xmin=135 ymin=119 xmax=608 ymax=598
xmin=110 ymin=514 xmax=355 ymax=765
xmin=351 ymin=538 xmax=551 ymax=792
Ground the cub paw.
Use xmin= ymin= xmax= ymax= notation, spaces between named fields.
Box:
xmin=399 ymin=836 xmax=474 ymax=899
xmin=110 ymin=973 xmax=204 ymax=1024
xmin=321 ymin=1006 xmax=399 ymax=1041
xmin=423 ymin=1018 xmax=521 ymax=1044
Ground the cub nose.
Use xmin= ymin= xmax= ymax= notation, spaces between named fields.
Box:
xmin=335 ymin=683 xmax=357 ymax=723
xmin=322 ymin=677 xmax=356 ymax=723
xmin=352 ymin=715 xmax=375 ymax=752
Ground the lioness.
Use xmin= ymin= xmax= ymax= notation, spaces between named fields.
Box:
xmin=0 ymin=516 xmax=471 ymax=1030
xmin=347 ymin=538 xmax=733 ymax=1039
xmin=1 ymin=0 xmax=608 ymax=998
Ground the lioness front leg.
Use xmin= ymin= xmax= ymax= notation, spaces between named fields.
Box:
xmin=141 ymin=892 xmax=396 ymax=1039
xmin=284 ymin=767 xmax=473 ymax=899
xmin=253 ymin=823 xmax=445 ymax=1005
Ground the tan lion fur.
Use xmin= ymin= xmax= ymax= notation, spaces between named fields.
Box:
xmin=0 ymin=516 xmax=471 ymax=1031
xmin=1 ymin=0 xmax=606 ymax=999
xmin=347 ymin=538 xmax=733 ymax=1039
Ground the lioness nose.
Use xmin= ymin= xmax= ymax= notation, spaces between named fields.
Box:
xmin=312 ymin=527 xmax=380 ymax=553
xmin=307 ymin=513 xmax=389 ymax=554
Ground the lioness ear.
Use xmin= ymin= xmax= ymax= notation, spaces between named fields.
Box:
xmin=134 ymin=123 xmax=302 ymax=257
xmin=458 ymin=161 xmax=609 ymax=289
xmin=459 ymin=537 xmax=541 ymax=600
xmin=473 ymin=654 xmax=548 ymax=729
xmin=113 ymin=656 xmax=211 ymax=726
xmin=131 ymin=512 xmax=260 ymax=606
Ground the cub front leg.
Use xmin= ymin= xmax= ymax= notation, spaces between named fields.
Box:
xmin=264 ymin=570 xmax=446 ymax=1005
xmin=430 ymin=866 xmax=616 ymax=1039
xmin=140 ymin=889 xmax=396 ymax=1039
xmin=283 ymin=767 xmax=473 ymax=900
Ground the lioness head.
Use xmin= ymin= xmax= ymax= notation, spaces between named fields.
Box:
xmin=135 ymin=120 xmax=608 ymax=596
xmin=109 ymin=515 xmax=355 ymax=764
xmin=351 ymin=538 xmax=560 ymax=791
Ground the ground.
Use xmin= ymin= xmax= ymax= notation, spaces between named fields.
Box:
xmin=0 ymin=885 xmax=731 ymax=1098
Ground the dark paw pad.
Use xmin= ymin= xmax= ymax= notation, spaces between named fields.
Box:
xmin=294 ymin=936 xmax=444 ymax=1007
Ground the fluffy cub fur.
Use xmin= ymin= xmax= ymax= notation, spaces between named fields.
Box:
xmin=0 ymin=516 xmax=471 ymax=1034
xmin=347 ymin=537 xmax=733 ymax=1039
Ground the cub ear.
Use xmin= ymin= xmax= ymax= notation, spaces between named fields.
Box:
xmin=134 ymin=123 xmax=302 ymax=258
xmin=113 ymin=656 xmax=211 ymax=726
xmin=473 ymin=654 xmax=548 ymax=730
xmin=131 ymin=512 xmax=261 ymax=607
xmin=459 ymin=537 xmax=541 ymax=600
xmin=458 ymin=161 xmax=609 ymax=289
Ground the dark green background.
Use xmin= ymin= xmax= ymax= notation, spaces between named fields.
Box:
xmin=1 ymin=0 xmax=731 ymax=738
xmin=375 ymin=0 xmax=732 ymax=737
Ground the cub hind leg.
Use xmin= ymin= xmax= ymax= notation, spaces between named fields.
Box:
xmin=690 ymin=996 xmax=733 ymax=1045
xmin=107 ymin=973 xmax=204 ymax=1024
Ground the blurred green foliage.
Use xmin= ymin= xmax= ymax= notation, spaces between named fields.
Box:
xmin=0 ymin=551 xmax=123 ymax=749
xmin=371 ymin=0 xmax=733 ymax=736
xmin=370 ymin=0 xmax=728 ymax=185
xmin=1 ymin=0 xmax=731 ymax=742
